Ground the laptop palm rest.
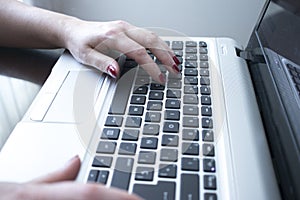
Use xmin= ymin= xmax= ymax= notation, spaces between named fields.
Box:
xmin=42 ymin=70 xmax=104 ymax=123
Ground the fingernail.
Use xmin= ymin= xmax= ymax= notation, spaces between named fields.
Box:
xmin=173 ymin=56 xmax=180 ymax=65
xmin=159 ymin=73 xmax=166 ymax=84
xmin=172 ymin=64 xmax=180 ymax=73
xmin=106 ymin=65 xmax=117 ymax=79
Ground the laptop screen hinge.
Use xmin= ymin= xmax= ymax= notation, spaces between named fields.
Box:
xmin=236 ymin=48 xmax=266 ymax=64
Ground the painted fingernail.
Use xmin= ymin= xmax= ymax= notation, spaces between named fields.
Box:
xmin=159 ymin=73 xmax=166 ymax=84
xmin=106 ymin=65 xmax=117 ymax=79
xmin=172 ymin=64 xmax=180 ymax=73
xmin=173 ymin=56 xmax=180 ymax=65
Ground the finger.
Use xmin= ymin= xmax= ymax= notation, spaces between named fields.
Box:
xmin=30 ymin=155 xmax=81 ymax=184
xmin=79 ymin=47 xmax=120 ymax=79
xmin=102 ymin=32 xmax=166 ymax=83
xmin=125 ymin=27 xmax=180 ymax=74
xmin=24 ymin=182 xmax=142 ymax=200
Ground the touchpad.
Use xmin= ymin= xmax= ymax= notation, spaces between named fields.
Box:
xmin=43 ymin=70 xmax=104 ymax=123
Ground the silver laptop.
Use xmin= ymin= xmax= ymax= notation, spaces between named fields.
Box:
xmin=1 ymin=0 xmax=300 ymax=199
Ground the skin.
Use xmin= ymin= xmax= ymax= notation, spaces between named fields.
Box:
xmin=0 ymin=156 xmax=142 ymax=200
xmin=0 ymin=0 xmax=180 ymax=83
xmin=0 ymin=0 xmax=181 ymax=198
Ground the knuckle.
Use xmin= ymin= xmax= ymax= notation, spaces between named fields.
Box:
xmin=134 ymin=48 xmax=147 ymax=57
xmin=145 ymin=31 xmax=158 ymax=47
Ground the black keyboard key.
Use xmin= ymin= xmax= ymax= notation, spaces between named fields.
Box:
xmin=202 ymin=118 xmax=213 ymax=128
xmin=92 ymin=156 xmax=113 ymax=168
xmin=138 ymin=151 xmax=156 ymax=164
xmin=200 ymin=77 xmax=210 ymax=85
xmin=165 ymin=99 xmax=181 ymax=109
xmin=201 ymin=106 xmax=212 ymax=116
xmin=202 ymin=130 xmax=214 ymax=142
xmin=162 ymin=135 xmax=179 ymax=147
xmin=147 ymin=101 xmax=163 ymax=111
xmin=181 ymin=174 xmax=199 ymax=200
xmin=168 ymin=79 xmax=182 ymax=89
xmin=125 ymin=117 xmax=142 ymax=128
xmin=183 ymin=105 xmax=199 ymax=115
xmin=133 ymin=181 xmax=175 ymax=200
xmin=172 ymin=41 xmax=184 ymax=50
xmin=122 ymin=129 xmax=139 ymax=141
xmin=201 ymin=96 xmax=211 ymax=105
xmin=200 ymin=86 xmax=211 ymax=95
xmin=166 ymin=89 xmax=181 ymax=98
xmin=143 ymin=124 xmax=160 ymax=135
xmin=128 ymin=106 xmax=144 ymax=116
xmin=111 ymin=157 xmax=134 ymax=190
xmin=199 ymin=41 xmax=207 ymax=47
xmin=163 ymin=121 xmax=179 ymax=133
xmin=185 ymin=54 xmax=198 ymax=61
xmin=203 ymin=143 xmax=215 ymax=157
xmin=133 ymin=85 xmax=148 ymax=94
xmin=181 ymin=157 xmax=199 ymax=171
xmin=182 ymin=129 xmax=199 ymax=141
xmin=105 ymin=116 xmax=123 ymax=127
xmin=159 ymin=164 xmax=177 ymax=178
xmin=182 ymin=142 xmax=199 ymax=155
xmin=160 ymin=148 xmax=178 ymax=162
xmin=96 ymin=141 xmax=116 ymax=154
xmin=184 ymin=85 xmax=199 ymax=94
xmin=183 ymin=117 xmax=199 ymax=128
xmin=96 ymin=170 xmax=109 ymax=184
xmin=87 ymin=170 xmax=98 ymax=182
xmin=204 ymin=193 xmax=218 ymax=200
xmin=165 ymin=110 xmax=180 ymax=120
xmin=200 ymin=47 xmax=208 ymax=54
xmin=145 ymin=112 xmax=161 ymax=122
xmin=184 ymin=76 xmax=198 ymax=85
xmin=149 ymin=91 xmax=164 ymax=100
xmin=186 ymin=41 xmax=197 ymax=47
xmin=109 ymin=69 xmax=136 ymax=114
xmin=200 ymin=61 xmax=209 ymax=68
xmin=119 ymin=142 xmax=137 ymax=155
xmin=200 ymin=54 xmax=208 ymax=61
xmin=184 ymin=68 xmax=198 ymax=76
xmin=185 ymin=47 xmax=197 ymax=54
xmin=185 ymin=61 xmax=198 ymax=68
xmin=200 ymin=69 xmax=210 ymax=76
xmin=204 ymin=175 xmax=217 ymax=190
xmin=140 ymin=137 xmax=158 ymax=149
xmin=184 ymin=95 xmax=199 ymax=104
xmin=203 ymin=158 xmax=216 ymax=172
xmin=130 ymin=95 xmax=146 ymax=105
xmin=135 ymin=167 xmax=154 ymax=181
xmin=101 ymin=128 xmax=120 ymax=140
xmin=150 ymin=83 xmax=165 ymax=90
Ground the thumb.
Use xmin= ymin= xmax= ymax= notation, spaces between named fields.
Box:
xmin=30 ymin=155 xmax=81 ymax=184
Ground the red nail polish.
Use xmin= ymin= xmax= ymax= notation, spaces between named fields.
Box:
xmin=106 ymin=65 xmax=117 ymax=78
xmin=173 ymin=56 xmax=180 ymax=65
xmin=172 ymin=64 xmax=180 ymax=73
xmin=159 ymin=73 xmax=166 ymax=84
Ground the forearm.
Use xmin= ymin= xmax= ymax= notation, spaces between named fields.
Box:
xmin=0 ymin=0 xmax=77 ymax=49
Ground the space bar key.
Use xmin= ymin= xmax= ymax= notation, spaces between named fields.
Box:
xmin=133 ymin=181 xmax=176 ymax=200
xmin=108 ymin=69 xmax=136 ymax=115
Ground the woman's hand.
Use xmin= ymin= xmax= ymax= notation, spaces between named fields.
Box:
xmin=0 ymin=156 xmax=141 ymax=200
xmin=63 ymin=19 xmax=181 ymax=83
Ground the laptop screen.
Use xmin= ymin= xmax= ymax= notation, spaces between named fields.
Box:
xmin=257 ymin=0 xmax=300 ymax=66
xmin=247 ymin=0 xmax=300 ymax=199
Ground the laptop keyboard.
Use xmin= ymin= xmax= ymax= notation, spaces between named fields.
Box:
xmin=287 ymin=63 xmax=300 ymax=97
xmin=87 ymin=40 xmax=218 ymax=200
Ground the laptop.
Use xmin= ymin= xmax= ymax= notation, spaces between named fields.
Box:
xmin=0 ymin=0 xmax=299 ymax=199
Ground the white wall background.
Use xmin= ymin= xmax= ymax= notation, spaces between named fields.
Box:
xmin=24 ymin=0 xmax=266 ymax=47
